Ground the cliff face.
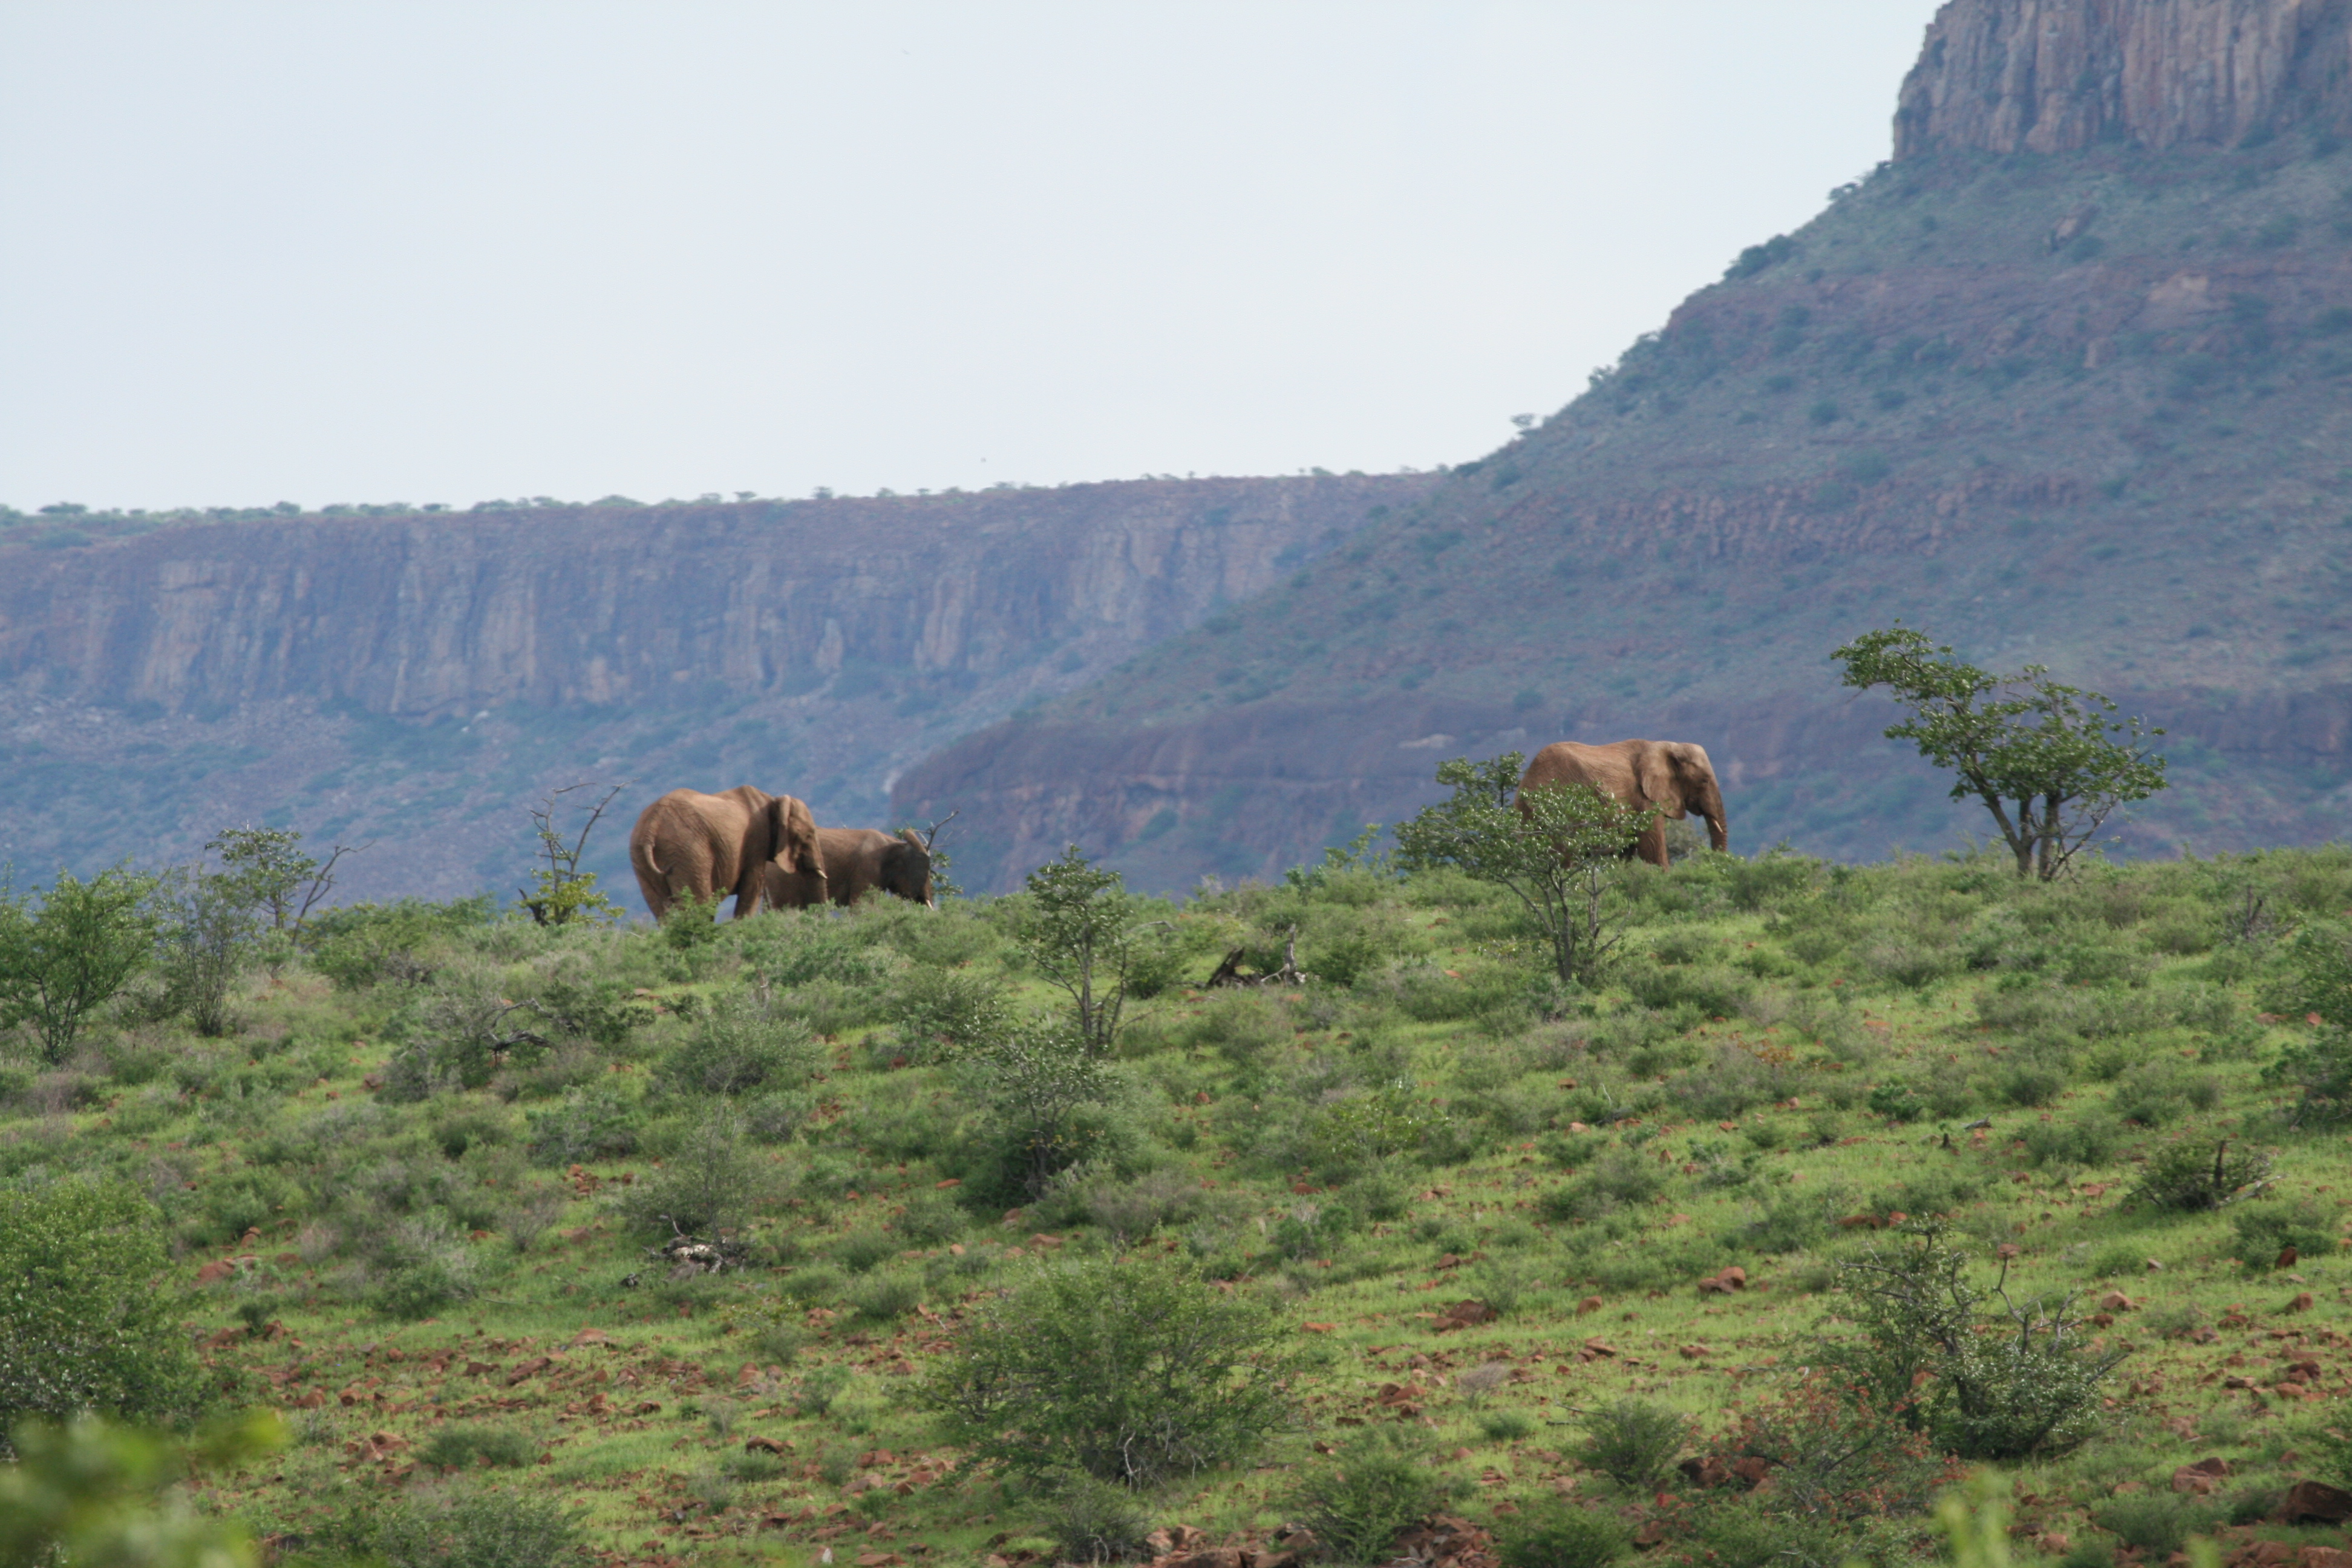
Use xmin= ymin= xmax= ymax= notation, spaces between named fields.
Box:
xmin=1896 ymin=0 xmax=2352 ymax=157
xmin=0 ymin=477 xmax=1430 ymax=901
xmin=0 ymin=479 xmax=1422 ymax=719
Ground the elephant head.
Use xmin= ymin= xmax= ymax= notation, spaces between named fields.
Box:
xmin=759 ymin=792 xmax=828 ymax=908
xmin=879 ymin=829 xmax=936 ymax=907
xmin=1636 ymin=742 xmax=1730 ymax=854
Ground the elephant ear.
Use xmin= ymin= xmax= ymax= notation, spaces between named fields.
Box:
xmin=769 ymin=795 xmax=823 ymax=877
xmin=1636 ymin=746 xmax=1684 ymax=812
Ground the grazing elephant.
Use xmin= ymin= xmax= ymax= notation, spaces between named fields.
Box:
xmin=1516 ymin=739 xmax=1728 ymax=869
xmin=629 ymin=786 xmax=826 ymax=921
xmin=766 ymin=827 xmax=935 ymax=909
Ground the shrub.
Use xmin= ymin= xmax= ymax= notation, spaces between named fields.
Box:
xmin=2226 ymin=1198 xmax=2337 ymax=1270
xmin=1824 ymin=1223 xmax=2122 ymax=1459
xmin=848 ymin=1270 xmax=921 ymax=1322
xmin=303 ymin=896 xmax=494 ymax=990
xmin=1288 ymin=1428 xmax=1452 ymax=1564
xmin=1538 ymin=1152 xmax=1666 ymax=1223
xmin=0 ymin=1183 xmax=209 ymax=1437
xmin=371 ymin=1218 xmax=480 ymax=1321
xmin=523 ymin=1084 xmax=639 ymax=1166
xmin=659 ymin=992 xmax=819 ymax=1096
xmin=2094 ymin=1492 xmax=2216 ymax=1557
xmin=1495 ymin=1503 xmax=1630 ymax=1568
xmin=916 ymin=1252 xmax=1298 ymax=1486
xmin=2022 ymin=1116 xmax=2122 ymax=1169
xmin=1036 ymin=1471 xmax=1153 ymax=1564
xmin=348 ymin=1486 xmax=583 ymax=1568
xmin=417 ymin=1424 xmax=535 ymax=1471
xmin=887 ymin=965 xmax=1011 ymax=1060
xmin=2132 ymin=1136 xmax=2273 ymax=1210
xmin=1697 ymin=1385 xmax=1953 ymax=1526
xmin=613 ymin=1105 xmax=768 ymax=1238
xmin=965 ymin=1021 xmax=1122 ymax=1201
xmin=1572 ymin=1400 xmax=1685 ymax=1489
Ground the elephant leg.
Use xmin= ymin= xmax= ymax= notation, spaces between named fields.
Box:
xmin=1635 ymin=817 xmax=1671 ymax=869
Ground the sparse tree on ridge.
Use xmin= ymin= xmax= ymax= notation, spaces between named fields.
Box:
xmin=1833 ymin=626 xmax=2167 ymax=881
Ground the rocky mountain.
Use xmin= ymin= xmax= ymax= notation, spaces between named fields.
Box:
xmin=0 ymin=477 xmax=1429 ymax=902
xmin=897 ymin=0 xmax=2352 ymax=893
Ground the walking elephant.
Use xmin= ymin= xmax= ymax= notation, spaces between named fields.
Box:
xmin=629 ymin=786 xmax=826 ymax=920
xmin=1516 ymin=739 xmax=1728 ymax=869
xmin=765 ymin=826 xmax=936 ymax=909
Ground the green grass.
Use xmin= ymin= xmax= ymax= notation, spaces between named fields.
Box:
xmin=16 ymin=842 xmax=2352 ymax=1563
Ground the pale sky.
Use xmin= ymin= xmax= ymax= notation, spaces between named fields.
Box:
xmin=1 ymin=2 xmax=1942 ymax=512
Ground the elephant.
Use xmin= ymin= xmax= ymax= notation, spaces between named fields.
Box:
xmin=765 ymin=827 xmax=936 ymax=909
xmin=1515 ymin=739 xmax=1728 ymax=869
xmin=628 ymin=786 xmax=826 ymax=921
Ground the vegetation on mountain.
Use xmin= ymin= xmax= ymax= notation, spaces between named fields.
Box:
xmin=5 ymin=805 xmax=2352 ymax=1564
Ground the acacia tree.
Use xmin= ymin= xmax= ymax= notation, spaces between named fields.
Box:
xmin=1017 ymin=845 xmax=1143 ymax=1055
xmin=0 ymin=867 xmax=156 ymax=1063
xmin=1833 ymin=626 xmax=2166 ymax=881
xmin=1394 ymin=753 xmax=1653 ymax=986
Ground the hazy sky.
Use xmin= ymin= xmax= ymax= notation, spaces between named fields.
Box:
xmin=1 ymin=2 xmax=1942 ymax=512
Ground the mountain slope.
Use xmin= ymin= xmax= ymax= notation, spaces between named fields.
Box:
xmin=0 ymin=477 xmax=1429 ymax=901
xmin=899 ymin=0 xmax=2352 ymax=892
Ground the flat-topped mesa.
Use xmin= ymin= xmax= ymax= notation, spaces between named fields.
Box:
xmin=1895 ymin=0 xmax=2352 ymax=158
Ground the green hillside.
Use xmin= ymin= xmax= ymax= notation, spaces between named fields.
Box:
xmin=900 ymin=137 xmax=2352 ymax=892
xmin=13 ymin=837 xmax=2352 ymax=1566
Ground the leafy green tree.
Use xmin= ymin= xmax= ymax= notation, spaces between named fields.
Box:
xmin=0 ymin=1412 xmax=284 ymax=1568
xmin=972 ymin=1019 xmax=1118 ymax=1197
xmin=0 ymin=866 xmax=157 ymax=1063
xmin=1016 ymin=845 xmax=1145 ymax=1054
xmin=1832 ymin=626 xmax=2167 ymax=880
xmin=1394 ymin=753 xmax=1653 ymax=985
xmin=918 ymin=1252 xmax=1299 ymax=1486
xmin=0 ymin=1181 xmax=210 ymax=1436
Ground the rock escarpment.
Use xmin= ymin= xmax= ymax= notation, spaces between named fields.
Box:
xmin=0 ymin=479 xmax=1420 ymax=719
xmin=0 ymin=477 xmax=1429 ymax=901
xmin=1896 ymin=0 xmax=2352 ymax=157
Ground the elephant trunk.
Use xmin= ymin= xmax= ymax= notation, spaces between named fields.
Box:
xmin=1698 ymin=788 xmax=1730 ymax=854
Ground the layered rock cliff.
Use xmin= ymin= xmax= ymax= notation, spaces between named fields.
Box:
xmin=1896 ymin=0 xmax=2352 ymax=157
xmin=0 ymin=477 xmax=1430 ymax=900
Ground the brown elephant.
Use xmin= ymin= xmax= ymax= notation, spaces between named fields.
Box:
xmin=628 ymin=786 xmax=826 ymax=921
xmin=766 ymin=827 xmax=935 ymax=909
xmin=1515 ymin=739 xmax=1728 ymax=869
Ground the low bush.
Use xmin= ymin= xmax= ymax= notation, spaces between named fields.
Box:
xmin=1288 ymin=1428 xmax=1453 ymax=1564
xmin=916 ymin=1252 xmax=1298 ymax=1486
xmin=2094 ymin=1492 xmax=2216 ymax=1557
xmin=0 ymin=1181 xmax=209 ymax=1437
xmin=1495 ymin=1503 xmax=1630 ymax=1568
xmin=1036 ymin=1471 xmax=1154 ymax=1564
xmin=1571 ymin=1399 xmax=1685 ymax=1489
xmin=1538 ymin=1151 xmax=1667 ymax=1222
xmin=1822 ymin=1223 xmax=2122 ymax=1459
xmin=2133 ymin=1136 xmax=2273 ymax=1210
xmin=341 ymin=1485 xmax=583 ymax=1568
xmin=417 ymin=1423 xmax=535 ymax=1471
xmin=2226 ymin=1198 xmax=2337 ymax=1270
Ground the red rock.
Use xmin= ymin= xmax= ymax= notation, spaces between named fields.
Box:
xmin=2284 ymin=1292 xmax=2314 ymax=1313
xmin=1575 ymin=1296 xmax=1603 ymax=1315
xmin=2281 ymin=1481 xmax=2352 ymax=1524
xmin=2172 ymin=1458 xmax=2230 ymax=1495
xmin=195 ymin=1261 xmax=234 ymax=1285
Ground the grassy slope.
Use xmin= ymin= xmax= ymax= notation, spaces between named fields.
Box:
xmin=19 ymin=842 xmax=2352 ymax=1565
xmin=907 ymin=138 xmax=2352 ymax=887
